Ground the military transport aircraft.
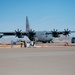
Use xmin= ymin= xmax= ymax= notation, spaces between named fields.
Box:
xmin=0 ymin=16 xmax=75 ymax=43
xmin=25 ymin=16 xmax=75 ymax=43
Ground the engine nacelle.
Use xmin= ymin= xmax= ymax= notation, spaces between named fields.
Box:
xmin=16 ymin=34 xmax=24 ymax=38
xmin=17 ymin=35 xmax=24 ymax=38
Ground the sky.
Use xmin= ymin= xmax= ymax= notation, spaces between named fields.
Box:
xmin=0 ymin=0 xmax=75 ymax=36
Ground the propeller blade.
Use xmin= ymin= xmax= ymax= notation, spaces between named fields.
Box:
xmin=56 ymin=29 xmax=58 ymax=31
xmin=17 ymin=29 xmax=18 ymax=31
xmin=15 ymin=30 xmax=17 ymax=32
xmin=67 ymin=28 xmax=68 ymax=31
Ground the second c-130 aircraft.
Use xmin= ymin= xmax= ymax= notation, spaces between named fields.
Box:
xmin=0 ymin=16 xmax=75 ymax=43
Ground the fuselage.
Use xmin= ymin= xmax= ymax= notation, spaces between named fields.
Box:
xmin=34 ymin=31 xmax=53 ymax=43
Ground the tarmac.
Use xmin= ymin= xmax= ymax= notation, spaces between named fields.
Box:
xmin=0 ymin=47 xmax=75 ymax=75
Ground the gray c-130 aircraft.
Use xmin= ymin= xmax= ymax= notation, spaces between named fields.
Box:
xmin=0 ymin=16 xmax=75 ymax=43
xmin=26 ymin=16 xmax=75 ymax=43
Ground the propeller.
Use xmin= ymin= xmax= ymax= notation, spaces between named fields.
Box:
xmin=27 ymin=29 xmax=36 ymax=41
xmin=63 ymin=28 xmax=70 ymax=37
xmin=51 ymin=29 xmax=59 ymax=37
xmin=15 ymin=29 xmax=23 ymax=38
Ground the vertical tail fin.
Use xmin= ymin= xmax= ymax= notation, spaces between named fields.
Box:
xmin=26 ymin=16 xmax=30 ymax=32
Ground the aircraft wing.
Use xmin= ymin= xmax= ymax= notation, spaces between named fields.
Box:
xmin=46 ymin=30 xmax=75 ymax=37
xmin=0 ymin=32 xmax=27 ymax=35
xmin=0 ymin=32 xmax=15 ymax=35
xmin=0 ymin=32 xmax=27 ymax=38
xmin=0 ymin=29 xmax=36 ymax=41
